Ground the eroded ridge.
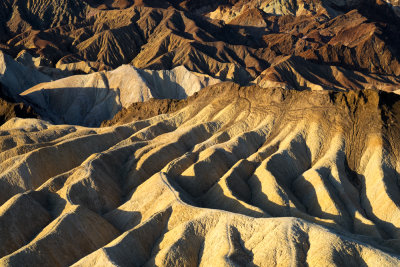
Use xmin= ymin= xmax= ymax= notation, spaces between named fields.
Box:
xmin=1 ymin=83 xmax=400 ymax=266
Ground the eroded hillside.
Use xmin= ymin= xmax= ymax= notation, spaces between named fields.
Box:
xmin=1 ymin=0 xmax=400 ymax=85
xmin=1 ymin=83 xmax=400 ymax=265
xmin=1 ymin=0 xmax=400 ymax=266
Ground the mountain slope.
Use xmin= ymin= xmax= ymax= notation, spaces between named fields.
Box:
xmin=2 ymin=0 xmax=399 ymax=84
xmin=255 ymin=56 xmax=400 ymax=92
xmin=20 ymin=65 xmax=220 ymax=126
xmin=0 ymin=0 xmax=89 ymax=42
xmin=0 ymin=51 xmax=51 ymax=99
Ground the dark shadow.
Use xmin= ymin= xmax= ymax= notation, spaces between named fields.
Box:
xmin=0 ymin=178 xmax=26 ymax=206
xmin=321 ymin=1 xmax=400 ymax=68
xmin=246 ymin=161 xmax=400 ymax=256
xmin=199 ymin=183 xmax=266 ymax=218
xmin=294 ymin=166 xmax=353 ymax=229
xmin=104 ymin=208 xmax=142 ymax=232
xmin=165 ymin=9 xmax=269 ymax=48
xmin=331 ymin=245 xmax=369 ymax=267
xmin=136 ymin=68 xmax=190 ymax=99
xmin=0 ymin=98 xmax=38 ymax=126
xmin=0 ymin=189 xmax=66 ymax=257
xmin=31 ymin=189 xmax=67 ymax=219
xmin=226 ymin=225 xmax=256 ymax=266
xmin=274 ymin=56 xmax=375 ymax=91
xmin=101 ymin=207 xmax=172 ymax=267
xmin=358 ymin=168 xmax=400 ymax=241
xmin=21 ymin=86 xmax=121 ymax=127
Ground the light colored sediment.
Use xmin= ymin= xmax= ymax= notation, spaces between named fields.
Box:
xmin=1 ymin=83 xmax=400 ymax=266
xmin=20 ymin=65 xmax=220 ymax=126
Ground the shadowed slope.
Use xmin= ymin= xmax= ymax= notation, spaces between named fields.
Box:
xmin=20 ymin=65 xmax=220 ymax=126
xmin=0 ymin=51 xmax=51 ymax=99
xmin=255 ymin=56 xmax=400 ymax=92
xmin=0 ymin=84 xmax=38 ymax=125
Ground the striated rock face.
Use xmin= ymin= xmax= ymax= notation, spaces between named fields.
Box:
xmin=207 ymin=0 xmax=400 ymax=19
xmin=0 ymin=0 xmax=89 ymax=42
xmin=254 ymin=56 xmax=400 ymax=92
xmin=1 ymin=0 xmax=398 ymax=84
xmin=2 ymin=83 xmax=400 ymax=265
xmin=20 ymin=65 xmax=220 ymax=126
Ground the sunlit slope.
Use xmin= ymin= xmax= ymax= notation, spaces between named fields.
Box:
xmin=1 ymin=83 xmax=400 ymax=266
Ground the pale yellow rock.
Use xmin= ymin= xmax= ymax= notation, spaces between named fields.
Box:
xmin=0 ymin=84 xmax=400 ymax=266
